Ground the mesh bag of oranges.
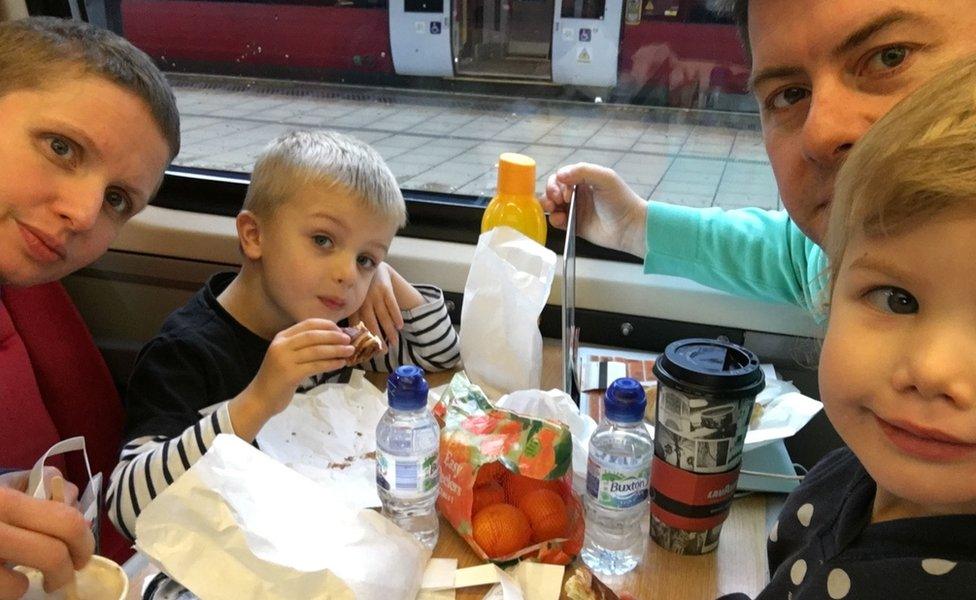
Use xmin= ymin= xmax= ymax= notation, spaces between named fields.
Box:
xmin=435 ymin=373 xmax=584 ymax=564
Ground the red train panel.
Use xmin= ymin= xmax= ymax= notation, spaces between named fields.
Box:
xmin=120 ymin=0 xmax=395 ymax=73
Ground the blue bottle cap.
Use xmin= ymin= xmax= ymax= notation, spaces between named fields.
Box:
xmin=387 ymin=365 xmax=429 ymax=410
xmin=604 ymin=377 xmax=646 ymax=423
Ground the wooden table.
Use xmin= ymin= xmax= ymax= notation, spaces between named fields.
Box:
xmin=429 ymin=496 xmax=769 ymax=599
xmin=125 ymin=340 xmax=773 ymax=599
xmin=372 ymin=339 xmax=772 ymax=599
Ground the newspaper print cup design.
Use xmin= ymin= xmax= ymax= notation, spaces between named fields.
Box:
xmin=654 ymin=387 xmax=755 ymax=474
xmin=649 ymin=339 xmax=765 ymax=555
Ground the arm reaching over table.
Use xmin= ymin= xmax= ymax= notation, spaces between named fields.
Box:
xmin=542 ymin=163 xmax=648 ymax=258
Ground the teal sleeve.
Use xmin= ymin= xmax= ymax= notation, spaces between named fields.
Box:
xmin=643 ymin=201 xmax=827 ymax=318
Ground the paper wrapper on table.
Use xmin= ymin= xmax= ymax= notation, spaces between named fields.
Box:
xmin=135 ymin=434 xmax=429 ymax=600
xmin=257 ymin=370 xmax=388 ymax=509
xmin=435 ymin=373 xmax=584 ymax=565
xmin=459 ymin=226 xmax=557 ymax=398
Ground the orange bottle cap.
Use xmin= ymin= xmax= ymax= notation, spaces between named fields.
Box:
xmin=497 ymin=152 xmax=536 ymax=197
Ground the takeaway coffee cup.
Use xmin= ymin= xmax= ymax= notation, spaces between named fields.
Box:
xmin=17 ymin=556 xmax=129 ymax=600
xmin=649 ymin=338 xmax=764 ymax=555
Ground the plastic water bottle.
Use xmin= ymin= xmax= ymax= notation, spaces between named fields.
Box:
xmin=376 ymin=365 xmax=440 ymax=549
xmin=581 ymin=377 xmax=653 ymax=575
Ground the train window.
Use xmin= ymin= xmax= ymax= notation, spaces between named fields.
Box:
xmin=66 ymin=0 xmax=775 ymax=232
xmin=561 ymin=0 xmax=606 ymax=19
xmin=404 ymin=0 xmax=443 ymax=13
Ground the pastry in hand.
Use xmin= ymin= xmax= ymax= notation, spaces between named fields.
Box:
xmin=342 ymin=321 xmax=383 ymax=366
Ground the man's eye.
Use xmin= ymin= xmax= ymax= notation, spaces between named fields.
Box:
xmin=767 ymin=87 xmax=810 ymax=110
xmin=865 ymin=46 xmax=910 ymax=74
xmin=865 ymin=286 xmax=918 ymax=314
xmin=104 ymin=189 xmax=131 ymax=216
xmin=357 ymin=255 xmax=376 ymax=269
xmin=313 ymin=235 xmax=333 ymax=248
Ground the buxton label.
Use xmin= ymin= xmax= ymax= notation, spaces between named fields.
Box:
xmin=376 ymin=450 xmax=439 ymax=499
xmin=586 ymin=456 xmax=650 ymax=509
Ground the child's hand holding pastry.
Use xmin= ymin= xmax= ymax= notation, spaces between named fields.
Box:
xmin=341 ymin=322 xmax=384 ymax=366
xmin=230 ymin=319 xmax=354 ymax=440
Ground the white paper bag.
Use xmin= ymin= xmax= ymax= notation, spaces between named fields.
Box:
xmin=135 ymin=435 xmax=429 ymax=600
xmin=460 ymin=227 xmax=557 ymax=397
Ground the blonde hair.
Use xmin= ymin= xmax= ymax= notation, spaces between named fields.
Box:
xmin=0 ymin=16 xmax=180 ymax=160
xmin=243 ymin=130 xmax=406 ymax=227
xmin=826 ymin=54 xmax=976 ymax=296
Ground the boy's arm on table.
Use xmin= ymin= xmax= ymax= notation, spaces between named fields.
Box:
xmin=361 ymin=282 xmax=460 ymax=372
xmin=644 ymin=202 xmax=827 ymax=316
xmin=107 ymin=339 xmax=234 ymax=541
xmin=351 ymin=263 xmax=461 ymax=373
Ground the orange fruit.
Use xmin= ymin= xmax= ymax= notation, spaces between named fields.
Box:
xmin=502 ymin=471 xmax=561 ymax=505
xmin=475 ymin=461 xmax=509 ymax=486
xmin=472 ymin=482 xmax=506 ymax=516
xmin=561 ymin=531 xmax=583 ymax=556
xmin=472 ymin=503 xmax=532 ymax=558
xmin=517 ymin=489 xmax=568 ymax=542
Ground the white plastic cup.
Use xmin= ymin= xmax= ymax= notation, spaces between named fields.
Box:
xmin=16 ymin=555 xmax=129 ymax=600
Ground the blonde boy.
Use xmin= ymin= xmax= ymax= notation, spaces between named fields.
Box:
xmin=721 ymin=55 xmax=976 ymax=599
xmin=108 ymin=130 xmax=460 ymax=539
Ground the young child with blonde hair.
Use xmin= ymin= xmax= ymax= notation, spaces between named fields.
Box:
xmin=721 ymin=54 xmax=976 ymax=599
xmin=108 ymin=130 xmax=460 ymax=539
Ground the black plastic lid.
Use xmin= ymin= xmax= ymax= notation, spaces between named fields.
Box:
xmin=387 ymin=365 xmax=429 ymax=410
xmin=652 ymin=338 xmax=764 ymax=399
xmin=604 ymin=377 xmax=647 ymax=422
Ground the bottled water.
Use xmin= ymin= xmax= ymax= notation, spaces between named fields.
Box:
xmin=376 ymin=365 xmax=440 ymax=549
xmin=582 ymin=377 xmax=653 ymax=575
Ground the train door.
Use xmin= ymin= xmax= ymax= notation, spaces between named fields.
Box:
xmin=552 ymin=0 xmax=623 ymax=87
xmin=453 ymin=0 xmax=555 ymax=81
xmin=389 ymin=0 xmax=454 ymax=76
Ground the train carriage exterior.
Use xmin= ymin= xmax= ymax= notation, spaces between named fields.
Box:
xmin=117 ymin=0 xmax=752 ymax=109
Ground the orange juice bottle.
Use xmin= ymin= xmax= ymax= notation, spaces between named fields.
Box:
xmin=481 ymin=152 xmax=547 ymax=245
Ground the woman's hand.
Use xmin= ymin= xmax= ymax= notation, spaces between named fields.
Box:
xmin=0 ymin=473 xmax=94 ymax=598
xmin=0 ymin=467 xmax=79 ymax=508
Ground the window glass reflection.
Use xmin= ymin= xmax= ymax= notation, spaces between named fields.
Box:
xmin=92 ymin=0 xmax=776 ymax=213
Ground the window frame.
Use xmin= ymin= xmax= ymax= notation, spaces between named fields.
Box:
xmin=155 ymin=166 xmax=643 ymax=263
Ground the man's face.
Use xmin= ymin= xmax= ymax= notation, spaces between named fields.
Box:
xmin=748 ymin=0 xmax=976 ymax=245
